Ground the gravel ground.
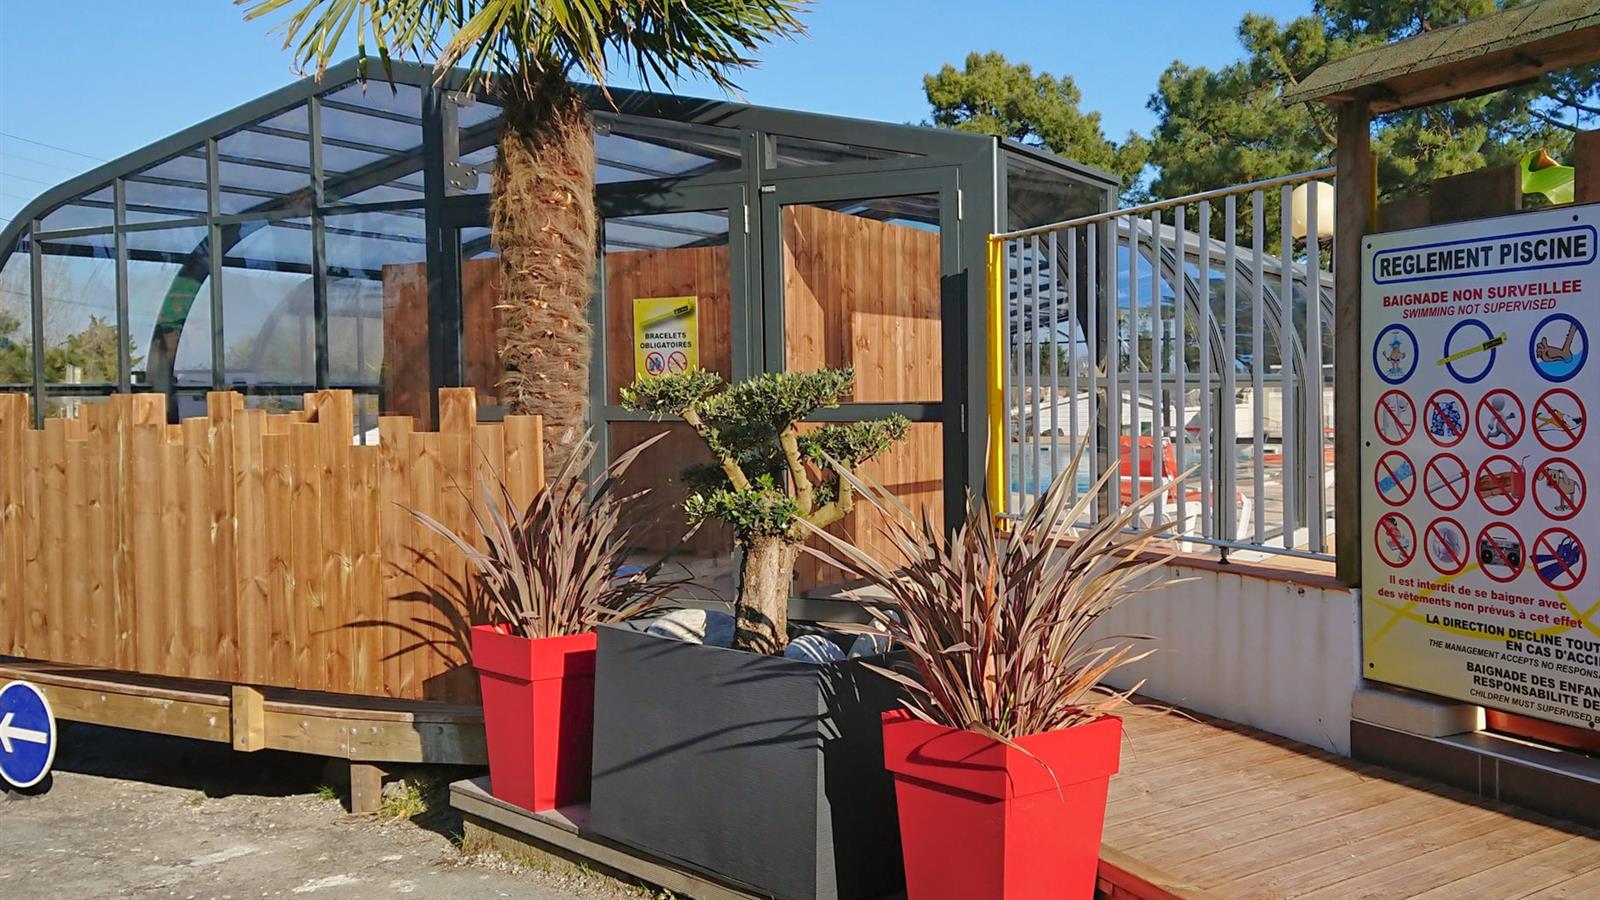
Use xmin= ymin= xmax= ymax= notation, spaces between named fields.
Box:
xmin=0 ymin=723 xmax=645 ymax=900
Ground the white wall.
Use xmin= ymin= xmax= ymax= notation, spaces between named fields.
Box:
xmin=1089 ymin=562 xmax=1361 ymax=755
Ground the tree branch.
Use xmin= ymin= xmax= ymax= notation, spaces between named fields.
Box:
xmin=779 ymin=426 xmax=815 ymax=515
xmin=803 ymin=476 xmax=854 ymax=531
xmin=1531 ymin=107 xmax=1579 ymax=133
xmin=682 ymin=405 xmax=750 ymax=492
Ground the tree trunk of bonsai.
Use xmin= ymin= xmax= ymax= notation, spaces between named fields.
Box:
xmin=735 ymin=536 xmax=799 ymax=654
xmin=492 ymin=71 xmax=595 ymax=472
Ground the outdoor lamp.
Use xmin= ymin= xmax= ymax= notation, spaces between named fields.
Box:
xmin=1290 ymin=181 xmax=1335 ymax=240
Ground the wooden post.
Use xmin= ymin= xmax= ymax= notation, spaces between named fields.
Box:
xmin=230 ymin=685 xmax=266 ymax=752
xmin=349 ymin=761 xmax=385 ymax=815
xmin=1575 ymin=130 xmax=1599 ymax=204
xmin=1334 ymin=101 xmax=1373 ymax=588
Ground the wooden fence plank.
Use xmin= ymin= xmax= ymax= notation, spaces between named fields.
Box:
xmin=289 ymin=422 xmax=324 ymax=693
xmin=64 ymin=430 xmax=88 ymax=664
xmin=234 ymin=409 xmax=269 ymax=685
xmin=262 ymin=429 xmax=295 ymax=687
xmin=350 ymin=444 xmax=383 ymax=697
xmin=181 ymin=416 xmax=215 ymax=681
xmin=503 ymin=414 xmax=545 ymax=511
xmin=42 ymin=419 xmax=67 ymax=663
xmin=315 ymin=391 xmax=354 ymax=694
xmin=161 ymin=430 xmax=186 ymax=678
xmin=379 ymin=416 xmax=414 ymax=700
xmin=83 ymin=402 xmax=116 ymax=668
xmin=0 ymin=395 xmax=25 ymax=656
xmin=208 ymin=393 xmax=243 ymax=682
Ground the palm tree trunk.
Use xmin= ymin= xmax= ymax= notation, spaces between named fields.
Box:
xmin=492 ymin=73 xmax=595 ymax=472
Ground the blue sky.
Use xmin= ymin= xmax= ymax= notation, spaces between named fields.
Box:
xmin=0 ymin=0 xmax=1313 ymax=224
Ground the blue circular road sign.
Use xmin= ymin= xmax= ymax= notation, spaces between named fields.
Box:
xmin=0 ymin=681 xmax=57 ymax=789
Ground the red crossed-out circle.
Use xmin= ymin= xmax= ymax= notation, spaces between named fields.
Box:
xmin=1476 ymin=522 xmax=1525 ymax=583
xmin=1534 ymin=388 xmax=1587 ymax=452
xmin=1373 ymin=450 xmax=1417 ymax=506
xmin=1475 ymin=454 xmax=1526 ymax=515
xmin=645 ymin=351 xmax=666 ymax=375
xmin=1424 ymin=389 xmax=1469 ymax=448
xmin=1532 ymin=527 xmax=1586 ymax=592
xmin=1374 ymin=390 xmax=1416 ymax=445
xmin=1475 ymin=389 xmax=1525 ymax=450
xmin=1532 ymin=458 xmax=1586 ymax=522
xmin=1374 ymin=512 xmax=1416 ymax=567
xmin=1425 ymin=516 xmax=1470 ymax=576
xmin=1423 ymin=453 xmax=1469 ymax=511
xmin=667 ymin=350 xmax=689 ymax=373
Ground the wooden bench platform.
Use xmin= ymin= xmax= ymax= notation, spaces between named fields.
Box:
xmin=1109 ymin=709 xmax=1600 ymax=898
xmin=0 ymin=657 xmax=486 ymax=813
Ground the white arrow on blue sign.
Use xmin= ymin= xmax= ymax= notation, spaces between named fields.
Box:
xmin=0 ymin=680 xmax=57 ymax=789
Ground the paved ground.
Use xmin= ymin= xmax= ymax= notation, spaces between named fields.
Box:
xmin=0 ymin=723 xmax=644 ymax=900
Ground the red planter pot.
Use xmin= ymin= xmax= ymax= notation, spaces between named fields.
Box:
xmin=471 ymin=625 xmax=598 ymax=812
xmin=881 ymin=711 xmax=1122 ymax=900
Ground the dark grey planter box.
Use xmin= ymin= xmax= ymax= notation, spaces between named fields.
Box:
xmin=589 ymin=622 xmax=905 ymax=900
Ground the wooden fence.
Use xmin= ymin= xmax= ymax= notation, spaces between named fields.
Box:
xmin=0 ymin=388 xmax=544 ymax=704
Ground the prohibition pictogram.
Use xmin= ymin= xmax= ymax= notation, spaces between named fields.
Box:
xmin=1375 ymin=390 xmax=1416 ymax=445
xmin=1533 ymin=388 xmax=1587 ymax=453
xmin=1476 ymin=522 xmax=1525 ymax=584
xmin=1423 ymin=453 xmax=1469 ymax=511
xmin=1374 ymin=450 xmax=1417 ymax=506
xmin=1375 ymin=512 xmax=1416 ymax=567
xmin=645 ymin=351 xmax=666 ymax=375
xmin=1533 ymin=527 xmax=1586 ymax=592
xmin=1475 ymin=454 xmax=1526 ymax=515
xmin=1532 ymin=458 xmax=1585 ymax=522
xmin=667 ymin=350 xmax=689 ymax=373
xmin=1475 ymin=389 xmax=1525 ymax=450
xmin=1425 ymin=517 xmax=1470 ymax=577
xmin=1424 ymin=388 xmax=1468 ymax=448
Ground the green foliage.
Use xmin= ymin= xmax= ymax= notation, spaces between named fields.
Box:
xmin=618 ymin=367 xmax=723 ymax=417
xmin=799 ymin=417 xmax=910 ymax=468
xmin=620 ymin=366 xmax=905 ymax=546
xmin=924 ymin=51 xmax=1150 ymax=189
xmin=242 ymin=0 xmax=809 ymax=97
xmin=1147 ymin=2 xmax=1599 ymax=210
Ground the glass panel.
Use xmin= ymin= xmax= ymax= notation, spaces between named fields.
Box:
xmin=125 ymin=145 xmax=209 ymax=224
xmin=222 ymin=220 xmax=315 ymax=387
xmin=603 ymin=209 xmax=732 ymax=398
xmin=126 ymin=226 xmax=213 ymax=387
xmin=1006 ymin=153 xmax=1108 ymax=231
xmin=40 ymin=185 xmax=114 ymax=231
xmin=609 ymin=421 xmax=734 ymax=567
xmin=244 ymin=393 xmax=304 ymax=413
xmin=0 ymin=236 xmax=32 ymax=385
xmin=323 ymin=209 xmax=427 ymax=421
xmin=43 ymin=392 xmax=113 ymax=420
xmin=593 ymin=113 xmax=740 ymax=184
xmin=771 ymin=133 xmax=918 ymax=168
xmin=39 ymin=230 xmax=119 ymax=384
xmin=781 ymin=194 xmax=941 ymax=402
xmin=460 ymin=230 xmax=502 ymax=411
xmin=321 ymin=82 xmax=426 ymax=205
xmin=218 ymin=104 xmax=311 ymax=214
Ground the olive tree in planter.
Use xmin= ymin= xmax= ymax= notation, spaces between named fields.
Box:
xmin=806 ymin=446 xmax=1179 ymax=900
xmin=586 ymin=367 xmax=912 ymax=900
xmin=411 ymin=433 xmax=673 ymax=813
xmin=618 ymin=366 xmax=907 ymax=654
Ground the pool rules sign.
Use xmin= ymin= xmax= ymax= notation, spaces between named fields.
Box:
xmin=1362 ymin=204 xmax=1600 ymax=729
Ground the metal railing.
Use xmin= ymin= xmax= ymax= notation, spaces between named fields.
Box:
xmin=988 ymin=169 xmax=1337 ymax=560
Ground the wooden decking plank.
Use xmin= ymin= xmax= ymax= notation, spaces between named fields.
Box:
xmin=1293 ymin=811 xmax=1592 ymax=899
xmin=1411 ymin=834 xmax=1600 ymax=899
xmin=1520 ymin=859 xmax=1600 ymax=898
xmin=1106 ymin=754 xmax=1339 ymax=832
xmin=1177 ymin=790 xmax=1467 ymax=886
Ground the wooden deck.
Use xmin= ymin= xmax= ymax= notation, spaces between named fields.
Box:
xmin=1109 ymin=709 xmax=1600 ymax=898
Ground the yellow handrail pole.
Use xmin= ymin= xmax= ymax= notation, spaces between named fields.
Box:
xmin=985 ymin=235 xmax=1006 ymax=519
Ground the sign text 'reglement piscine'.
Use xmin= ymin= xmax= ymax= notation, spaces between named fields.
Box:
xmin=1371 ymin=224 xmax=1597 ymax=284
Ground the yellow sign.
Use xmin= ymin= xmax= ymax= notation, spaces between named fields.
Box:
xmin=633 ymin=296 xmax=698 ymax=378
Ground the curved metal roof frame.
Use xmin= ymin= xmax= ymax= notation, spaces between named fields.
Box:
xmin=0 ymin=56 xmax=1029 ymax=255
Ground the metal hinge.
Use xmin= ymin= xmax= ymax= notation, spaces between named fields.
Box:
xmin=960 ymin=403 xmax=966 ymax=433
xmin=957 ymin=189 xmax=963 ymax=220
xmin=743 ymin=203 xmax=750 ymax=233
